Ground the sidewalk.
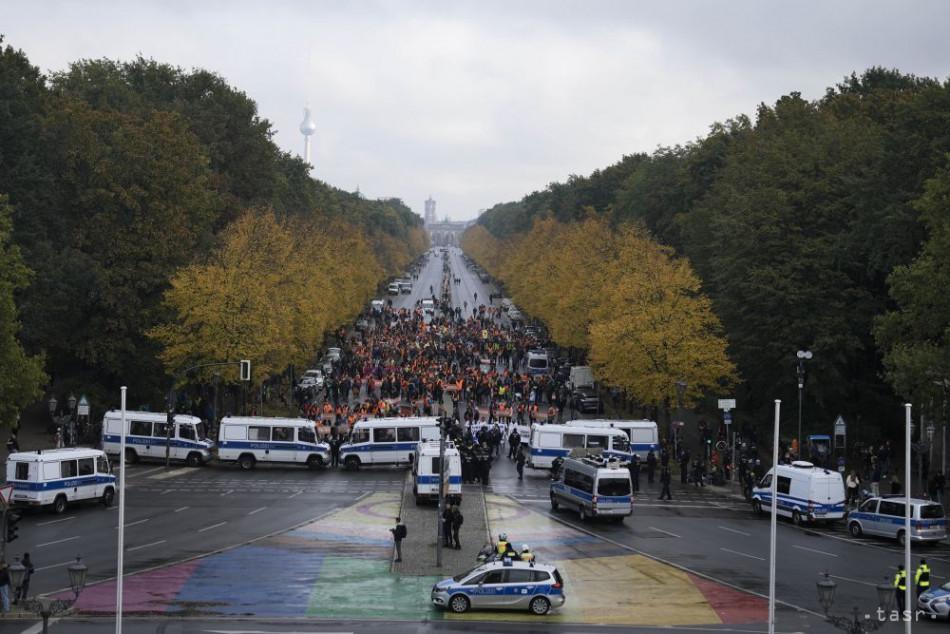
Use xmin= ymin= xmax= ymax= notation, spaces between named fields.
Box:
xmin=392 ymin=476 xmax=490 ymax=576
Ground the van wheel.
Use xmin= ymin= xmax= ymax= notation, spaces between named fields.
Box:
xmin=792 ymin=511 xmax=803 ymax=526
xmin=125 ymin=448 xmax=139 ymax=465
xmin=550 ymin=494 xmax=559 ymax=511
xmin=53 ymin=494 xmax=68 ymax=515
xmin=752 ymin=500 xmax=763 ymax=515
xmin=529 ymin=596 xmax=551 ymax=615
xmin=579 ymin=507 xmax=587 ymax=521
xmin=449 ymin=594 xmax=470 ymax=613
xmin=344 ymin=456 xmax=361 ymax=471
xmin=186 ymin=452 xmax=203 ymax=467
xmin=898 ymin=530 xmax=906 ymax=547
xmin=102 ymin=487 xmax=115 ymax=507
xmin=306 ymin=455 xmax=324 ymax=470
xmin=238 ymin=454 xmax=256 ymax=471
xmin=849 ymin=521 xmax=863 ymax=537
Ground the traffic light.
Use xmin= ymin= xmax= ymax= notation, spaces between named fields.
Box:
xmin=240 ymin=359 xmax=251 ymax=382
xmin=6 ymin=511 xmax=21 ymax=543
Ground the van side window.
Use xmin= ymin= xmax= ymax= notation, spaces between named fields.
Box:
xmin=397 ymin=427 xmax=420 ymax=442
xmin=760 ymin=474 xmax=772 ymax=488
xmin=586 ymin=435 xmax=608 ymax=449
xmin=130 ymin=420 xmax=151 ymax=436
xmin=531 ymin=570 xmax=551 ymax=582
xmin=61 ymin=460 xmax=79 ymax=478
xmin=97 ymin=456 xmax=110 ymax=473
xmin=14 ymin=463 xmax=29 ymax=480
xmin=563 ymin=434 xmax=585 ymax=448
xmin=506 ymin=569 xmax=534 ymax=583
xmin=78 ymin=458 xmax=95 ymax=476
xmin=350 ymin=429 xmax=370 ymax=444
xmin=777 ymin=476 xmax=791 ymax=495
xmin=272 ymin=427 xmax=294 ymax=442
xmin=153 ymin=422 xmax=169 ymax=438
xmin=859 ymin=499 xmax=877 ymax=513
xmin=563 ymin=468 xmax=579 ymax=489
xmin=298 ymin=427 xmax=316 ymax=444
xmin=374 ymin=428 xmax=396 ymax=443
xmin=179 ymin=425 xmax=196 ymax=441
xmin=248 ymin=426 xmax=271 ymax=441
xmin=879 ymin=501 xmax=905 ymax=516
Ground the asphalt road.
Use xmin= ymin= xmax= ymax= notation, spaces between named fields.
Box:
xmin=4 ymin=248 xmax=944 ymax=633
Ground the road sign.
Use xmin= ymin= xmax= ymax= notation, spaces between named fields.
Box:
xmin=723 ymin=411 xmax=732 ymax=425
xmin=718 ymin=398 xmax=736 ymax=411
xmin=0 ymin=484 xmax=13 ymax=507
xmin=77 ymin=394 xmax=90 ymax=416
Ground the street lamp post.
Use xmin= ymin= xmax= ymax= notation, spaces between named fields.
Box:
xmin=816 ymin=571 xmax=893 ymax=634
xmin=9 ymin=556 xmax=88 ymax=634
xmin=796 ymin=350 xmax=812 ymax=456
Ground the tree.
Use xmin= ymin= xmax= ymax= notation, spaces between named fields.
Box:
xmin=0 ymin=195 xmax=46 ymax=427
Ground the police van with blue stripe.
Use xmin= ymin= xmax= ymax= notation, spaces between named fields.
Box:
xmin=431 ymin=559 xmax=566 ymax=615
xmin=217 ymin=416 xmax=330 ymax=470
xmin=847 ymin=496 xmax=946 ymax=546
xmin=6 ymin=448 xmax=116 ymax=514
xmin=565 ymin=419 xmax=658 ymax=459
xmin=341 ymin=417 xmax=439 ymax=470
xmin=102 ymin=410 xmax=213 ymax=466
xmin=550 ymin=456 xmax=633 ymax=521
xmin=412 ymin=440 xmax=461 ymax=505
xmin=527 ymin=423 xmax=632 ymax=469
xmin=751 ymin=460 xmax=846 ymax=524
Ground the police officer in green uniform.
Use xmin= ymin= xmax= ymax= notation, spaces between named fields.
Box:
xmin=894 ymin=564 xmax=907 ymax=613
xmin=916 ymin=558 xmax=932 ymax=597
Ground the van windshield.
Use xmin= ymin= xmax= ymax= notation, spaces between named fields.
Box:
xmin=528 ymin=358 xmax=548 ymax=368
xmin=921 ymin=504 xmax=945 ymax=519
xmin=598 ymin=478 xmax=631 ymax=496
xmin=613 ymin=436 xmax=630 ymax=452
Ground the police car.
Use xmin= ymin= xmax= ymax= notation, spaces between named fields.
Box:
xmin=431 ymin=559 xmax=565 ymax=615
xmin=918 ymin=582 xmax=950 ymax=619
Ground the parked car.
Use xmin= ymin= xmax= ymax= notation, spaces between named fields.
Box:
xmin=387 ymin=283 xmax=400 ymax=295
xmin=572 ymin=386 xmax=602 ymax=414
xmin=297 ymin=369 xmax=324 ymax=390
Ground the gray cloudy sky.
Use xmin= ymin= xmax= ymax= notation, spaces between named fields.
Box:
xmin=4 ymin=1 xmax=950 ymax=221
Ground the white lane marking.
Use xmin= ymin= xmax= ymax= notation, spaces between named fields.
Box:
xmin=718 ymin=525 xmax=751 ymax=537
xmin=116 ymin=518 xmax=149 ymax=529
xmin=160 ymin=489 xmax=174 ymax=495
xmin=288 ymin=490 xmax=303 ymax=499
xmin=37 ymin=516 xmax=76 ymax=527
xmin=173 ymin=506 xmax=190 ymax=513
xmin=37 ymin=536 xmax=80 ymax=548
xmin=720 ymin=547 xmax=765 ymax=561
xmin=127 ymin=539 xmax=167 ymax=552
xmin=20 ymin=618 xmax=60 ymax=634
xmin=220 ymin=489 xmax=234 ymax=497
xmin=650 ymin=526 xmax=681 ymax=538
xmin=247 ymin=507 xmax=267 ymax=516
xmin=792 ymin=544 xmax=839 ymax=558
xmin=124 ymin=466 xmax=165 ymax=479
xmin=198 ymin=521 xmax=227 ymax=533
xmin=150 ymin=467 xmax=193 ymax=480
xmin=830 ymin=573 xmax=878 ymax=587
xmin=36 ymin=559 xmax=75 ymax=572
xmin=202 ymin=631 xmax=354 ymax=634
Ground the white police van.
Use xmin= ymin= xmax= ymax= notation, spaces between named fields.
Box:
xmin=527 ymin=423 xmax=632 ymax=469
xmin=6 ymin=448 xmax=116 ymax=514
xmin=341 ymin=417 xmax=439 ymax=470
xmin=101 ymin=410 xmax=212 ymax=466
xmin=565 ymin=419 xmax=658 ymax=458
xmin=525 ymin=350 xmax=550 ymax=376
xmin=413 ymin=440 xmax=462 ymax=505
xmin=550 ymin=456 xmax=633 ymax=521
xmin=751 ymin=460 xmax=846 ymax=524
xmin=848 ymin=496 xmax=947 ymax=546
xmin=217 ymin=416 xmax=330 ymax=470
xmin=431 ymin=559 xmax=566 ymax=615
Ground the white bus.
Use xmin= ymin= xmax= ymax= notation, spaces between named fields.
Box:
xmin=565 ymin=419 xmax=659 ymax=458
xmin=217 ymin=416 xmax=330 ymax=470
xmin=340 ymin=417 xmax=440 ymax=470
xmin=528 ymin=423 xmax=632 ymax=469
xmin=101 ymin=410 xmax=213 ymax=466
xmin=6 ymin=448 xmax=116 ymax=514
xmin=412 ymin=440 xmax=462 ymax=505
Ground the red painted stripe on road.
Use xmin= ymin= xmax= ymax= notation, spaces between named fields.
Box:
xmin=688 ymin=573 xmax=768 ymax=624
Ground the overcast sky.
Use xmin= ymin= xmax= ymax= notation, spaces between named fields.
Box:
xmin=4 ymin=1 xmax=950 ymax=221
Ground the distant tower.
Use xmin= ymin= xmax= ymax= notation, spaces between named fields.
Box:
xmin=424 ymin=196 xmax=437 ymax=225
xmin=299 ymin=106 xmax=317 ymax=166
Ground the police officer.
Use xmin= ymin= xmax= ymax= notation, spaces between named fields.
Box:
xmin=916 ymin=558 xmax=931 ymax=597
xmin=646 ymin=450 xmax=657 ymax=484
xmin=516 ymin=449 xmax=526 ymax=480
xmin=630 ymin=455 xmax=641 ymax=493
xmin=658 ymin=466 xmax=672 ymax=500
xmin=894 ymin=564 xmax=908 ymax=613
xmin=520 ymin=544 xmax=535 ymax=562
xmin=496 ymin=533 xmax=510 ymax=556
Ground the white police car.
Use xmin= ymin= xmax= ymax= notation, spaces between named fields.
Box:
xmin=431 ymin=559 xmax=565 ymax=615
xmin=918 ymin=582 xmax=950 ymax=619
